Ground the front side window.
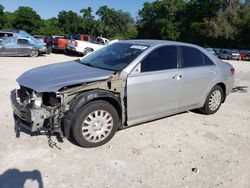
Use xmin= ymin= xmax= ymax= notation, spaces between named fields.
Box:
xmin=141 ymin=46 xmax=178 ymax=72
xmin=18 ymin=39 xmax=29 ymax=45
xmin=181 ymin=46 xmax=204 ymax=68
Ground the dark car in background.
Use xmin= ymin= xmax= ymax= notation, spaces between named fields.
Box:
xmin=0 ymin=30 xmax=15 ymax=38
xmin=0 ymin=37 xmax=47 ymax=57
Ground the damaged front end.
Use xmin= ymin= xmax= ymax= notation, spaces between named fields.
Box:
xmin=10 ymin=86 xmax=65 ymax=138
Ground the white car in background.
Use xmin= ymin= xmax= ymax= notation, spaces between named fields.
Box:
xmin=67 ymin=37 xmax=118 ymax=56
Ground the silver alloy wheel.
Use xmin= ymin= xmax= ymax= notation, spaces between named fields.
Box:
xmin=30 ymin=49 xmax=38 ymax=57
xmin=208 ymin=90 xmax=222 ymax=111
xmin=81 ymin=110 xmax=113 ymax=143
xmin=85 ymin=50 xmax=92 ymax=55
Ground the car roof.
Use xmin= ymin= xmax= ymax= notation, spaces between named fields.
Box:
xmin=119 ymin=39 xmax=203 ymax=49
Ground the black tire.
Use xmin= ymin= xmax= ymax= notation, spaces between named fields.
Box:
xmin=199 ymin=85 xmax=223 ymax=115
xmin=29 ymin=49 xmax=39 ymax=57
xmin=71 ymin=100 xmax=119 ymax=147
xmin=84 ymin=48 xmax=93 ymax=56
xmin=47 ymin=46 xmax=52 ymax=54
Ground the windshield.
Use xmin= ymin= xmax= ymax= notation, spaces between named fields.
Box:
xmin=79 ymin=42 xmax=148 ymax=71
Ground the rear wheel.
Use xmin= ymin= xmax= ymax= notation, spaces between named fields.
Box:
xmin=199 ymin=85 xmax=223 ymax=115
xmin=71 ymin=100 xmax=119 ymax=147
xmin=29 ymin=49 xmax=39 ymax=57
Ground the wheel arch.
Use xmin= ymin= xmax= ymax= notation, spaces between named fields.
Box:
xmin=84 ymin=47 xmax=94 ymax=52
xmin=62 ymin=89 xmax=122 ymax=138
xmin=216 ymin=82 xmax=226 ymax=103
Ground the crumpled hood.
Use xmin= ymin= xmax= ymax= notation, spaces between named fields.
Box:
xmin=17 ymin=60 xmax=115 ymax=92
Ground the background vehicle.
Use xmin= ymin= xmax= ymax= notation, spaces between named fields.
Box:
xmin=11 ymin=40 xmax=234 ymax=147
xmin=45 ymin=35 xmax=68 ymax=53
xmin=0 ymin=30 xmax=15 ymax=38
xmin=218 ymin=50 xmax=233 ymax=60
xmin=0 ymin=37 xmax=46 ymax=57
xmin=206 ymin=48 xmax=215 ymax=55
xmin=242 ymin=52 xmax=250 ymax=60
xmin=231 ymin=50 xmax=241 ymax=60
xmin=66 ymin=36 xmax=114 ymax=56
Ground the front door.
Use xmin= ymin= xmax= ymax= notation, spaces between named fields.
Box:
xmin=126 ymin=45 xmax=183 ymax=125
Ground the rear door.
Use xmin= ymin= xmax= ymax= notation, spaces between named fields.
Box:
xmin=127 ymin=45 xmax=183 ymax=123
xmin=179 ymin=45 xmax=217 ymax=108
xmin=16 ymin=38 xmax=31 ymax=55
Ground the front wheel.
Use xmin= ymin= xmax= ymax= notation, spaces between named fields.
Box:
xmin=29 ymin=49 xmax=39 ymax=57
xmin=199 ymin=85 xmax=223 ymax=115
xmin=71 ymin=100 xmax=119 ymax=147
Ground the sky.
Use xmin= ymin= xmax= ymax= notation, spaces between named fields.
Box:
xmin=0 ymin=0 xmax=155 ymax=19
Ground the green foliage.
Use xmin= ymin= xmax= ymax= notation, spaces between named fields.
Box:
xmin=137 ymin=0 xmax=185 ymax=40
xmin=13 ymin=6 xmax=42 ymax=34
xmin=57 ymin=10 xmax=82 ymax=35
xmin=38 ymin=18 xmax=64 ymax=36
xmin=0 ymin=4 xmax=6 ymax=29
xmin=96 ymin=6 xmax=135 ymax=38
xmin=4 ymin=12 xmax=15 ymax=29
xmin=137 ymin=0 xmax=250 ymax=49
xmin=79 ymin=7 xmax=96 ymax=35
xmin=1 ymin=1 xmax=250 ymax=49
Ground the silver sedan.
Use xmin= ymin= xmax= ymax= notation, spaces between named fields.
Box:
xmin=11 ymin=40 xmax=235 ymax=147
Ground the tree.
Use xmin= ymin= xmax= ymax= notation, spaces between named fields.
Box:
xmin=204 ymin=0 xmax=241 ymax=47
xmin=79 ymin=7 xmax=96 ymax=35
xmin=38 ymin=18 xmax=63 ymax=36
xmin=236 ymin=0 xmax=250 ymax=48
xmin=96 ymin=6 xmax=135 ymax=38
xmin=0 ymin=4 xmax=6 ymax=29
xmin=137 ymin=0 xmax=185 ymax=40
xmin=13 ymin=6 xmax=42 ymax=34
xmin=3 ymin=12 xmax=15 ymax=29
xmin=57 ymin=10 xmax=81 ymax=35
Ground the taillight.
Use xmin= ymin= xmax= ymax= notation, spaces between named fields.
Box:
xmin=75 ymin=41 xmax=78 ymax=47
xmin=230 ymin=67 xmax=235 ymax=75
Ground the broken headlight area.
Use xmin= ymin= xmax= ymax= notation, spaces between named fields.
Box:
xmin=11 ymin=86 xmax=65 ymax=138
xmin=17 ymin=86 xmax=42 ymax=109
xmin=42 ymin=92 xmax=61 ymax=107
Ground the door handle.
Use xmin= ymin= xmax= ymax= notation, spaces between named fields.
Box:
xmin=210 ymin=70 xmax=216 ymax=75
xmin=172 ymin=74 xmax=183 ymax=80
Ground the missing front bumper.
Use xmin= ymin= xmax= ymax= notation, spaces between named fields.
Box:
xmin=10 ymin=89 xmax=50 ymax=132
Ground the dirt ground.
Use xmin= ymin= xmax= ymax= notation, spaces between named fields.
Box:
xmin=0 ymin=54 xmax=249 ymax=188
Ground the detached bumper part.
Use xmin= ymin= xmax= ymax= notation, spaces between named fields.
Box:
xmin=10 ymin=89 xmax=50 ymax=132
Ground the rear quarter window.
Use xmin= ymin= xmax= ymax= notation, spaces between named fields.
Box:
xmin=203 ymin=54 xmax=215 ymax=66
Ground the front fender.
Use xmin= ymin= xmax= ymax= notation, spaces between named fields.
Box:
xmin=62 ymin=89 xmax=121 ymax=138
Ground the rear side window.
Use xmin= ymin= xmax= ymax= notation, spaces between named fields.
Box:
xmin=181 ymin=46 xmax=203 ymax=68
xmin=141 ymin=46 xmax=178 ymax=72
xmin=203 ymin=54 xmax=214 ymax=65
